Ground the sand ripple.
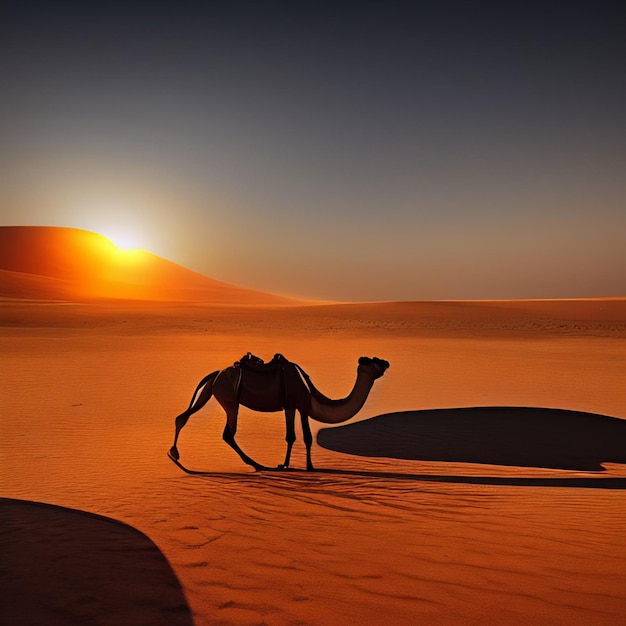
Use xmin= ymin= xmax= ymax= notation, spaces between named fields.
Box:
xmin=1 ymin=303 xmax=625 ymax=624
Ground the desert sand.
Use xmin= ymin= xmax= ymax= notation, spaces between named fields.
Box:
xmin=1 ymin=294 xmax=625 ymax=625
xmin=1 ymin=227 xmax=625 ymax=625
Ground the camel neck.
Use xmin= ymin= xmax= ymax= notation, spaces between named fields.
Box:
xmin=309 ymin=371 xmax=376 ymax=424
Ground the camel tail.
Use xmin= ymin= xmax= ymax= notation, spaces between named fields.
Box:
xmin=186 ymin=370 xmax=219 ymax=411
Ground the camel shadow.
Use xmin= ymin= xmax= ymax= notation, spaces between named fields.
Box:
xmin=0 ymin=499 xmax=193 ymax=626
xmin=167 ymin=455 xmax=626 ymax=490
xmin=317 ymin=407 xmax=626 ymax=472
xmin=167 ymin=462 xmax=626 ymax=490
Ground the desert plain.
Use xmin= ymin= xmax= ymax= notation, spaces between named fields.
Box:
xmin=1 ymin=291 xmax=625 ymax=626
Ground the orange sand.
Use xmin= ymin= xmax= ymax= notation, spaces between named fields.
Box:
xmin=1 ymin=299 xmax=625 ymax=625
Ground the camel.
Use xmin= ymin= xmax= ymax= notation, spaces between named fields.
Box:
xmin=169 ymin=353 xmax=389 ymax=471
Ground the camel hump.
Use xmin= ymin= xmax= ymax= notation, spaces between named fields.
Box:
xmin=234 ymin=352 xmax=288 ymax=372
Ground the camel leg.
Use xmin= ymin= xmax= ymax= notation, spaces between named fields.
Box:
xmin=280 ymin=408 xmax=296 ymax=469
xmin=221 ymin=404 xmax=271 ymax=471
xmin=300 ymin=412 xmax=315 ymax=471
xmin=169 ymin=412 xmax=189 ymax=460
xmin=170 ymin=382 xmax=214 ymax=460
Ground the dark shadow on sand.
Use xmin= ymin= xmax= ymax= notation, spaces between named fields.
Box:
xmin=318 ymin=407 xmax=626 ymax=472
xmin=168 ymin=457 xmax=626 ymax=490
xmin=313 ymin=468 xmax=626 ymax=489
xmin=0 ymin=499 xmax=193 ymax=626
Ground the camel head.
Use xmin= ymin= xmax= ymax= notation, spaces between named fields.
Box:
xmin=358 ymin=356 xmax=390 ymax=379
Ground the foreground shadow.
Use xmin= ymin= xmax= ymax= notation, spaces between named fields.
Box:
xmin=0 ymin=499 xmax=193 ymax=626
xmin=318 ymin=407 xmax=626 ymax=472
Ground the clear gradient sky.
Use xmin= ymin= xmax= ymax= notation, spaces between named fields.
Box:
xmin=2 ymin=0 xmax=625 ymax=301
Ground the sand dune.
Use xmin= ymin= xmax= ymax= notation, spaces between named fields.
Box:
xmin=0 ymin=226 xmax=295 ymax=304
xmin=1 ymin=298 xmax=625 ymax=624
xmin=0 ymin=268 xmax=84 ymax=302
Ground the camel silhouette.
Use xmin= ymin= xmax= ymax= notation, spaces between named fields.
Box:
xmin=169 ymin=353 xmax=389 ymax=471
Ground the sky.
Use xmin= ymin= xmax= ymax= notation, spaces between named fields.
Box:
xmin=2 ymin=0 xmax=625 ymax=301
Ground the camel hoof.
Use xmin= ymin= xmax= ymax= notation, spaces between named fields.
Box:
xmin=169 ymin=447 xmax=180 ymax=461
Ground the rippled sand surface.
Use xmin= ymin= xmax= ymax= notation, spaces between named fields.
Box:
xmin=1 ymin=299 xmax=625 ymax=625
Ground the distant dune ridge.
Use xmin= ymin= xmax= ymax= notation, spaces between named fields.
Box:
xmin=0 ymin=226 xmax=295 ymax=304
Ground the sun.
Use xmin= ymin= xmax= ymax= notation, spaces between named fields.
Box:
xmin=101 ymin=229 xmax=144 ymax=252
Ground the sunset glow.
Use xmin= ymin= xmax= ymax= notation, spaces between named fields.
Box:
xmin=101 ymin=230 xmax=144 ymax=252
xmin=3 ymin=2 xmax=625 ymax=302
